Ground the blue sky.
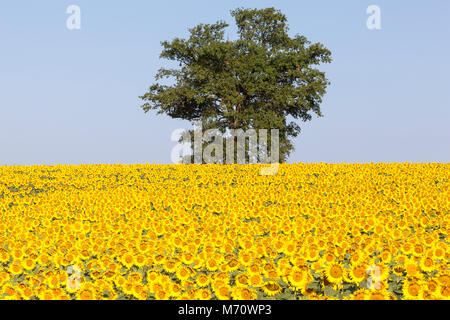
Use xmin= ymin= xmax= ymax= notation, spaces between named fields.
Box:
xmin=0 ymin=0 xmax=449 ymax=165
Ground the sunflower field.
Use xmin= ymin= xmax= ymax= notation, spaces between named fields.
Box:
xmin=0 ymin=163 xmax=448 ymax=300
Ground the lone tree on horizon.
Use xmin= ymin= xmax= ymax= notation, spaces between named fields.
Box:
xmin=140 ymin=7 xmax=332 ymax=162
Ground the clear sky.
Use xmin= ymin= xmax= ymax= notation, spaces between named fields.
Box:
xmin=1 ymin=0 xmax=449 ymax=165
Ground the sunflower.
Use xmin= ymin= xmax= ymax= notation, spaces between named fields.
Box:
xmin=181 ymin=253 xmax=194 ymax=265
xmin=114 ymin=275 xmax=127 ymax=288
xmin=283 ymin=241 xmax=297 ymax=256
xmin=9 ymin=262 xmax=23 ymax=276
xmin=227 ymin=258 xmax=240 ymax=272
xmin=192 ymin=257 xmax=204 ymax=270
xmin=134 ymin=254 xmax=146 ymax=268
xmin=195 ymin=273 xmax=210 ymax=288
xmin=240 ymin=287 xmax=257 ymax=300
xmin=128 ymin=272 xmax=142 ymax=284
xmin=148 ymin=281 xmax=163 ymax=295
xmin=420 ymin=256 xmax=435 ymax=273
xmin=322 ymin=251 xmax=336 ymax=264
xmin=425 ymin=279 xmax=440 ymax=293
xmin=121 ymin=253 xmax=134 ymax=269
xmin=206 ymin=259 xmax=218 ymax=272
xmin=227 ymin=286 xmax=241 ymax=300
xmin=348 ymin=264 xmax=366 ymax=283
xmin=342 ymin=269 xmax=354 ymax=283
xmin=438 ymin=285 xmax=450 ymax=299
xmin=265 ymin=269 xmax=279 ymax=280
xmin=402 ymin=243 xmax=413 ymax=255
xmin=18 ymin=285 xmax=34 ymax=300
xmin=380 ymin=250 xmax=392 ymax=264
xmin=396 ymin=254 xmax=408 ymax=265
xmin=238 ymin=252 xmax=252 ymax=266
xmin=348 ymin=252 xmax=363 ymax=266
xmin=248 ymin=273 xmax=263 ymax=287
xmin=235 ymin=274 xmax=249 ymax=287
xmin=47 ymin=275 xmax=60 ymax=289
xmin=89 ymin=270 xmax=103 ymax=280
xmin=311 ymin=261 xmax=323 ymax=273
xmin=215 ymin=285 xmax=231 ymax=300
xmin=169 ymin=282 xmax=182 ymax=298
xmin=162 ymin=259 xmax=177 ymax=273
xmin=0 ymin=250 xmax=10 ymax=263
xmin=288 ymin=267 xmax=308 ymax=291
xmin=132 ymin=284 xmax=146 ymax=299
xmin=122 ymin=281 xmax=134 ymax=296
xmin=80 ymin=249 xmax=90 ymax=260
xmin=286 ymin=254 xmax=306 ymax=268
xmin=211 ymin=278 xmax=226 ymax=291
xmin=218 ymin=263 xmax=228 ymax=273
xmin=215 ymin=272 xmax=231 ymax=284
xmin=437 ymin=274 xmax=450 ymax=287
xmin=261 ymin=281 xmax=283 ymax=297
xmin=155 ymin=289 xmax=169 ymax=300
xmin=12 ymin=248 xmax=24 ymax=260
xmin=403 ymin=279 xmax=422 ymax=300
xmin=248 ymin=263 xmax=260 ymax=274
xmin=405 ymin=260 xmax=421 ymax=278
xmin=2 ymin=284 xmax=17 ymax=297
xmin=432 ymin=247 xmax=445 ymax=260
xmin=197 ymin=288 xmax=211 ymax=300
xmin=421 ymin=290 xmax=436 ymax=300
xmin=350 ymin=289 xmax=369 ymax=300
xmin=21 ymin=258 xmax=36 ymax=271
xmin=153 ymin=254 xmax=166 ymax=266
xmin=368 ymin=290 xmax=391 ymax=300
xmin=176 ymin=266 xmax=191 ymax=281
xmin=40 ymin=289 xmax=57 ymax=300
xmin=412 ymin=244 xmax=425 ymax=257
xmin=392 ymin=264 xmax=404 ymax=277
xmin=76 ymin=287 xmax=96 ymax=300
xmin=305 ymin=249 xmax=320 ymax=262
xmin=178 ymin=293 xmax=192 ymax=300
xmin=325 ymin=263 xmax=344 ymax=284
xmin=374 ymin=224 xmax=385 ymax=235
xmin=159 ymin=274 xmax=172 ymax=286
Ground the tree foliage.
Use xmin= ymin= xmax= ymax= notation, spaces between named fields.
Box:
xmin=140 ymin=7 xmax=332 ymax=162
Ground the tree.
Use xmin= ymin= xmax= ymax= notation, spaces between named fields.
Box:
xmin=140 ymin=7 xmax=332 ymax=163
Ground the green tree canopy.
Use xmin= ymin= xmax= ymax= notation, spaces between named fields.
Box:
xmin=140 ymin=7 xmax=332 ymax=162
